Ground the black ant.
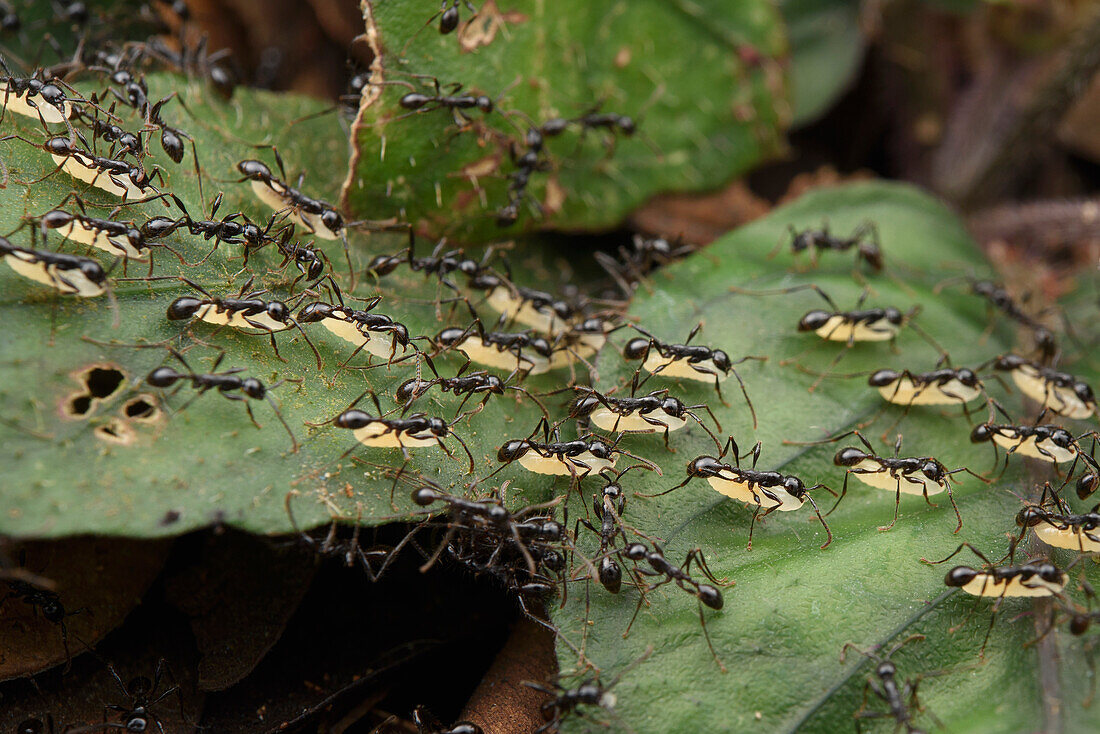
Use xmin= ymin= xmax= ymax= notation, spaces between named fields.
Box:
xmin=391 ymin=75 xmax=494 ymax=125
xmin=1 ymin=576 xmax=85 ymax=669
xmin=969 ymin=402 xmax=1099 ymax=477
xmin=566 ymin=381 xmax=723 ymax=451
xmin=938 ymin=277 xmax=1058 ymax=361
xmin=796 ymin=429 xmax=974 ymax=532
xmin=525 ymin=648 xmax=652 ymax=733
xmin=770 ymin=220 xmax=883 ymax=273
xmin=395 ymin=355 xmax=549 ymax=420
xmin=985 ymin=353 xmax=1096 ymax=420
xmin=164 ymin=276 xmax=322 ymax=368
xmin=922 ymin=541 xmax=1067 ymax=656
xmin=297 ymin=292 xmax=421 ymax=369
xmin=622 ymin=323 xmax=764 ymax=426
xmin=434 ymin=312 xmax=555 ymax=377
xmin=150 ymin=192 xmax=286 ymax=260
xmin=649 ymin=438 xmax=834 ymax=549
xmin=0 ymin=59 xmax=80 ymax=125
xmin=96 ymin=658 xmax=188 ymax=734
xmin=141 ymin=94 xmax=192 ymax=165
xmin=10 ymin=132 xmax=163 ymax=201
xmin=577 ymin=472 xmax=634 ymax=594
xmin=496 ymin=127 xmax=551 ymax=227
xmin=0 ymin=235 xmax=108 ymax=297
xmin=70 ymin=102 xmax=143 ymax=158
xmin=435 ymin=0 xmax=477 ymax=33
xmin=313 ymin=390 xmax=475 ymax=472
xmin=487 ymin=417 xmax=660 ymax=483
xmin=145 ymin=349 xmax=298 ymax=451
xmin=1014 ymin=483 xmax=1100 ymax=553
xmin=595 ymin=233 xmax=698 ymax=295
xmin=839 ymin=634 xmax=938 ymax=734
xmin=284 ymin=491 xmax=402 ymax=582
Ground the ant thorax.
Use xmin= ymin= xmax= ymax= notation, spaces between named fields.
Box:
xmin=484 ymin=285 xmax=572 ymax=335
xmin=705 ymin=470 xmax=804 ymax=511
xmin=51 ymin=148 xmax=147 ymax=200
xmin=1009 ymin=362 xmax=1095 ymax=419
xmin=519 ymin=448 xmax=616 ymax=476
xmin=640 ymin=352 xmax=726 ymax=382
xmin=350 ymin=421 xmax=439 ymax=448
xmin=1 ymin=82 xmax=70 ymax=123
xmin=875 ymin=373 xmax=982 ymax=406
xmin=847 ymin=459 xmax=947 ymax=497
xmin=3 ymin=250 xmax=104 ymax=297
xmin=193 ymin=302 xmax=290 ymax=332
xmin=989 ymin=428 xmax=1078 ymax=463
xmin=55 ymin=219 xmax=146 ymax=261
xmin=247 ymin=179 xmax=340 ymax=240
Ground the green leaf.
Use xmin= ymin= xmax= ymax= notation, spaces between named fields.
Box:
xmin=344 ymin=0 xmax=787 ymax=243
xmin=551 ymin=182 xmax=1100 ymax=733
xmin=0 ymin=73 xmax=554 ymax=538
xmin=781 ymin=0 xmax=864 ymax=126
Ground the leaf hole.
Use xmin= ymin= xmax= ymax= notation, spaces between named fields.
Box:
xmin=66 ymin=394 xmax=93 ymax=417
xmin=122 ymin=395 xmax=159 ymax=421
xmin=82 ymin=366 xmax=126 ymax=400
xmin=94 ymin=419 xmax=135 ymax=445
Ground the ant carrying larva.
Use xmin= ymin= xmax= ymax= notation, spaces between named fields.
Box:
xmin=395 ymin=355 xmax=549 ymax=421
xmin=622 ymin=322 xmax=764 ymax=426
xmin=645 ymin=438 xmax=834 ymax=549
xmin=969 ymin=402 xmax=1099 ymax=476
xmin=484 ymin=417 xmax=661 ymax=484
xmin=922 ymin=541 xmax=1068 ymax=655
xmin=1015 ymin=484 xmax=1100 ymax=553
xmin=163 ymin=276 xmax=322 ymax=368
xmin=0 ymin=59 xmax=82 ymax=125
xmin=984 ymin=353 xmax=1096 ymax=420
xmin=0 ymin=235 xmax=109 ymax=297
xmin=564 ymin=380 xmax=723 ymax=452
xmin=788 ymin=429 xmax=975 ymax=533
xmin=433 ymin=314 xmax=554 ymax=377
xmin=5 ymin=131 xmax=163 ymax=201
xmin=297 ymin=295 xmax=422 ymax=371
xmin=311 ymin=389 xmax=475 ymax=473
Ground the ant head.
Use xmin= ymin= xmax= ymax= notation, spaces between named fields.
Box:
xmin=237 ymin=159 xmax=271 ymax=180
xmin=126 ymin=714 xmax=148 ymax=732
xmin=147 ymin=367 xmax=178 ymax=388
xmin=697 ymin=583 xmax=723 ymax=610
xmin=860 ymin=245 xmax=884 ymax=271
xmin=1016 ymin=506 xmax=1044 ymax=528
xmin=884 ymin=307 xmax=904 ymax=325
xmin=412 ymin=487 xmax=439 ymax=506
xmin=297 ymin=302 xmax=334 ymax=323
xmin=955 ymin=368 xmax=979 ymax=386
xmin=1035 ymin=327 xmax=1056 ymax=352
xmin=660 ymin=396 xmax=684 ymax=416
xmin=496 ymin=204 xmax=519 ymax=227
xmin=599 ymin=557 xmax=622 ymax=593
xmin=542 ymin=549 xmax=565 ymax=571
xmin=687 ymin=455 xmax=721 ymax=477
xmin=40 ymin=600 xmax=65 ymax=623
xmin=367 ymin=253 xmax=402 ymax=276
xmin=39 ymin=84 xmax=65 ymax=105
xmin=484 ymin=374 xmax=505 ymax=393
xmin=265 ymin=301 xmax=290 ymax=322
xmin=994 ymin=353 xmax=1027 ymax=371
xmin=1074 ymin=381 xmax=1096 ymax=404
xmin=321 ymin=208 xmax=344 ymax=233
xmin=575 ymin=317 xmax=612 ymax=335
xmin=782 ymin=475 xmax=805 ymax=497
xmin=436 ymin=327 xmax=469 ymax=347
xmin=622 ymin=337 xmax=651 ymax=360
xmin=166 ymin=296 xmax=203 ymax=320
xmin=389 ymin=322 xmax=411 ymax=346
xmin=498 ymin=439 xmax=529 ymax=462
xmin=475 ymin=95 xmax=493 ymax=113
xmin=334 ymin=409 xmax=374 ymax=430
xmin=528 ymin=335 xmax=553 ymax=357
xmin=241 ymin=222 xmax=262 ymax=243
xmin=624 ymin=542 xmax=647 ymax=561
xmin=160 ymin=129 xmax=185 ymax=164
xmin=945 ymin=566 xmax=977 ymax=587
xmin=125 ymin=228 xmax=143 ymax=245
xmin=798 ymin=310 xmax=833 ymax=331
xmin=876 ymin=661 xmax=896 ymax=678
xmin=868 ymin=369 xmax=900 ymax=387
xmin=128 ymin=167 xmax=150 ymax=187
xmin=969 ymin=423 xmax=993 ymax=443
xmin=920 ymin=460 xmax=945 ymax=482
xmin=710 ymin=349 xmax=731 ymax=373
xmin=45 ymin=137 xmax=74 ymax=155
xmin=834 ymin=447 xmax=869 ymax=467
xmin=1078 ymin=473 xmax=1098 ymax=501
xmin=1050 ymin=428 xmax=1074 ymax=448
xmin=1036 ymin=562 xmax=1063 ymax=583
xmin=241 ymin=378 xmax=265 ymax=399
xmin=1 ymin=12 xmax=20 ymax=30
xmin=525 ymin=126 xmax=544 ymax=149
xmin=570 ymin=393 xmax=600 ymax=418
xmin=79 ymin=259 xmax=106 ymax=283
xmin=539 ymin=520 xmax=563 ymax=541
xmin=617 ymin=115 xmax=637 ymax=135
xmin=587 ymin=439 xmax=613 ymax=459
xmin=395 ymin=378 xmax=422 ymax=404
xmin=487 ymin=503 xmax=509 ymax=523
xmin=1071 ymin=615 xmax=1092 ymax=636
